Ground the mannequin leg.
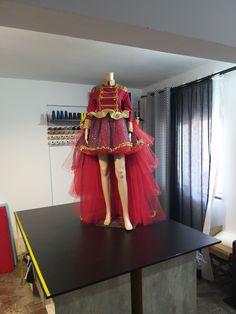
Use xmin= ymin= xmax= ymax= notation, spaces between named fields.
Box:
xmin=114 ymin=155 xmax=133 ymax=231
xmin=98 ymin=155 xmax=111 ymax=225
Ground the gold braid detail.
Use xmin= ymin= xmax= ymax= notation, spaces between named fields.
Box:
xmin=88 ymin=110 xmax=129 ymax=120
xmin=79 ymin=140 xmax=144 ymax=152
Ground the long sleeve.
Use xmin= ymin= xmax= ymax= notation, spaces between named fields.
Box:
xmin=123 ymin=91 xmax=133 ymax=132
xmin=83 ymin=89 xmax=96 ymax=129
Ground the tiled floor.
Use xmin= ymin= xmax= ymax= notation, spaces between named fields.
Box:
xmin=197 ymin=278 xmax=236 ymax=313
xmin=0 ymin=263 xmax=236 ymax=313
xmin=0 ymin=265 xmax=46 ymax=314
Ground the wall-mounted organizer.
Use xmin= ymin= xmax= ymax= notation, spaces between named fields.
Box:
xmin=47 ymin=105 xmax=86 ymax=146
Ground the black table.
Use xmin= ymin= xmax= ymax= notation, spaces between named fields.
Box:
xmin=15 ymin=203 xmax=220 ymax=313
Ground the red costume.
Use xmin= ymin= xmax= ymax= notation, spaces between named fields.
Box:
xmin=68 ymin=84 xmax=166 ymax=225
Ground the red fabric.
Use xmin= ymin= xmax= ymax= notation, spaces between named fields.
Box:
xmin=76 ymin=117 xmax=145 ymax=156
xmin=86 ymin=84 xmax=132 ymax=121
xmin=0 ymin=206 xmax=14 ymax=273
xmin=65 ymin=122 xmax=166 ymax=226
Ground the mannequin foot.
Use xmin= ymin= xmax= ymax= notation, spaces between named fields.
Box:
xmin=124 ymin=217 xmax=133 ymax=231
xmin=104 ymin=213 xmax=111 ymax=226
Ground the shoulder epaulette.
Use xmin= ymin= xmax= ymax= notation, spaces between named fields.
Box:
xmin=117 ymin=84 xmax=128 ymax=92
xmin=91 ymin=85 xmax=103 ymax=93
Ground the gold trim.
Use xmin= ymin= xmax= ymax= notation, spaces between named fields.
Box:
xmin=93 ymin=84 xmax=128 ymax=92
xmin=102 ymin=108 xmax=125 ymax=112
xmin=80 ymin=139 xmax=144 ymax=152
xmin=117 ymin=84 xmax=128 ymax=92
xmin=100 ymin=96 xmax=116 ymax=99
xmin=98 ymin=85 xmax=119 ymax=110
xmin=102 ymin=84 xmax=116 ymax=88
xmin=88 ymin=110 xmax=129 ymax=120
xmin=92 ymin=84 xmax=103 ymax=92
xmin=98 ymin=87 xmax=102 ymax=111
xmin=101 ymin=90 xmax=116 ymax=94
xmin=100 ymin=104 xmax=117 ymax=107
xmin=115 ymin=86 xmax=118 ymax=111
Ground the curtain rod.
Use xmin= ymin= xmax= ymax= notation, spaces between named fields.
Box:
xmin=141 ymin=65 xmax=236 ymax=98
xmin=176 ymin=65 xmax=236 ymax=89
xmin=140 ymin=89 xmax=165 ymax=98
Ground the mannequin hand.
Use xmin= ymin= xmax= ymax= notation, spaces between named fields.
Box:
xmin=85 ymin=129 xmax=89 ymax=144
xmin=128 ymin=132 xmax=132 ymax=142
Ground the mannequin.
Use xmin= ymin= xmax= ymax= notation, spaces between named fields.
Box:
xmin=69 ymin=72 xmax=166 ymax=231
xmin=85 ymin=72 xmax=133 ymax=230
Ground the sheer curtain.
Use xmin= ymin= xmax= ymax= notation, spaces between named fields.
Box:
xmin=202 ymin=76 xmax=223 ymax=280
xmin=221 ymin=71 xmax=236 ymax=235
xmin=202 ymin=71 xmax=236 ymax=280
xmin=204 ymin=71 xmax=236 ymax=235
xmin=203 ymin=76 xmax=224 ymax=234
xmin=170 ymin=79 xmax=212 ymax=231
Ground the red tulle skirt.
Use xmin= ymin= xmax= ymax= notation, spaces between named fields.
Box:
xmin=65 ymin=117 xmax=166 ymax=226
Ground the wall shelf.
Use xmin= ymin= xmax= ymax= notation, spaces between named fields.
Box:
xmin=47 ymin=107 xmax=85 ymax=146
xmin=47 ymin=119 xmax=81 ymax=126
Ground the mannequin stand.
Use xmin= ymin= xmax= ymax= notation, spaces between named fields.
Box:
xmin=96 ymin=218 xmax=136 ymax=229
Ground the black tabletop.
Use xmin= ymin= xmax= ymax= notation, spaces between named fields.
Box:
xmin=15 ymin=203 xmax=219 ymax=299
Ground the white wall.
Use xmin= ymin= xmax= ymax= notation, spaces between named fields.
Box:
xmin=143 ymin=61 xmax=234 ymax=93
xmin=0 ymin=78 xmax=141 ymax=226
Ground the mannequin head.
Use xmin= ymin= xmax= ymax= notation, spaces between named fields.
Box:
xmin=104 ymin=72 xmax=115 ymax=86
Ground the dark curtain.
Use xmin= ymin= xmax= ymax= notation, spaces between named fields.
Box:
xmin=140 ymin=89 xmax=171 ymax=216
xmin=170 ymin=79 xmax=212 ymax=231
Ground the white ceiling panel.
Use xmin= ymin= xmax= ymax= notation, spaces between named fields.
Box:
xmin=0 ymin=27 xmax=219 ymax=88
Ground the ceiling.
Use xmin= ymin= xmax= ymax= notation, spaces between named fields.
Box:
xmin=12 ymin=0 xmax=236 ymax=48
xmin=0 ymin=26 xmax=217 ymax=88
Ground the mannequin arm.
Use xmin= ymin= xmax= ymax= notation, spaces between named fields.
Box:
xmin=85 ymin=128 xmax=89 ymax=144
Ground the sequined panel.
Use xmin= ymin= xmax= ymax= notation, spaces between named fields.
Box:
xmin=88 ymin=116 xmax=129 ymax=149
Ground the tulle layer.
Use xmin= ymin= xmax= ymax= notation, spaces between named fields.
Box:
xmin=76 ymin=116 xmax=147 ymax=155
xmin=66 ymin=121 xmax=166 ymax=226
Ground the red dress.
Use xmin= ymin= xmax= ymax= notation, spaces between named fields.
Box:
xmin=68 ymin=84 xmax=166 ymax=225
